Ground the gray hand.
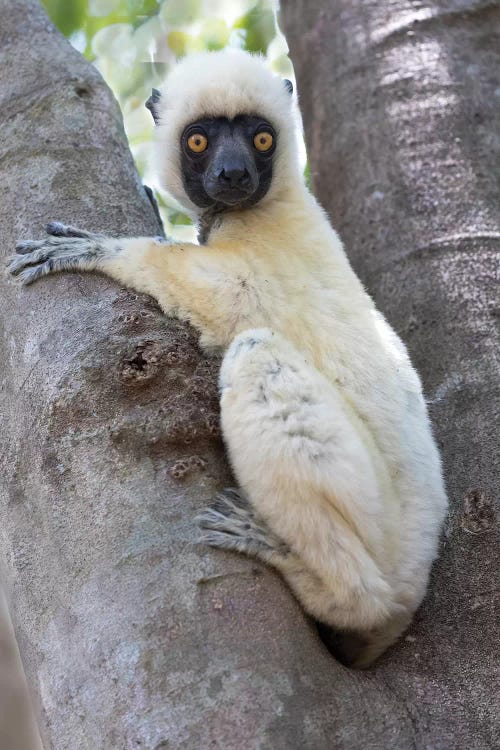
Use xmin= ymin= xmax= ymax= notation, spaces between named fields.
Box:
xmin=7 ymin=222 xmax=110 ymax=285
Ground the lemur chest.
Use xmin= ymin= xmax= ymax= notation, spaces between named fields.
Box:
xmin=220 ymin=268 xmax=335 ymax=369
xmin=217 ymin=264 xmax=399 ymax=405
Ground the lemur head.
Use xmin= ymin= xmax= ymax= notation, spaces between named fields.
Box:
xmin=146 ymin=49 xmax=301 ymax=217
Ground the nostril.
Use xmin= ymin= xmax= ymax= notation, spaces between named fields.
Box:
xmin=219 ymin=166 xmax=246 ymax=188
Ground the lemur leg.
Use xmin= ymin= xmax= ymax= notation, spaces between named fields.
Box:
xmin=196 ymin=488 xmax=408 ymax=668
xmin=196 ymin=488 xmax=363 ymax=627
xmin=210 ymin=328 xmax=403 ymax=634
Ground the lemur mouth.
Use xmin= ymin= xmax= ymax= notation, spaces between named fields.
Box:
xmin=214 ymin=191 xmax=252 ymax=206
xmin=207 ymin=185 xmax=255 ymax=207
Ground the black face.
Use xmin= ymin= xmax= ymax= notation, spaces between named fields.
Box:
xmin=180 ymin=115 xmax=276 ymax=211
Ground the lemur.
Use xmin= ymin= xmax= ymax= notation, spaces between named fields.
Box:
xmin=7 ymin=49 xmax=447 ymax=667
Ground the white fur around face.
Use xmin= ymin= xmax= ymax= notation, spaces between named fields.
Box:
xmin=153 ymin=49 xmax=302 ymax=214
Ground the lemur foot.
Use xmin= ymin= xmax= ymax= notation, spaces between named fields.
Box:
xmin=6 ymin=223 xmax=113 ymax=285
xmin=195 ymin=488 xmax=290 ymax=563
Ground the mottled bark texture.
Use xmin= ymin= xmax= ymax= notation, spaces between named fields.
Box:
xmin=281 ymin=0 xmax=500 ymax=748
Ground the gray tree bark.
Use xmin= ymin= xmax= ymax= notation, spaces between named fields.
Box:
xmin=281 ymin=0 xmax=500 ymax=748
xmin=1 ymin=0 xmax=498 ymax=748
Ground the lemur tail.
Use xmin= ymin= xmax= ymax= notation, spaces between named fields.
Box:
xmin=318 ymin=610 xmax=412 ymax=669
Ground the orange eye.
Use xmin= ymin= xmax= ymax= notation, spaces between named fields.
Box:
xmin=254 ymin=131 xmax=274 ymax=152
xmin=187 ymin=133 xmax=208 ymax=153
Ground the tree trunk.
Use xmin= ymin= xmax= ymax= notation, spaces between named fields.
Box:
xmin=281 ymin=0 xmax=500 ymax=748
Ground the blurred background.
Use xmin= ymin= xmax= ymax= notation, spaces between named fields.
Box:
xmin=0 ymin=590 xmax=42 ymax=749
xmin=2 ymin=2 xmax=290 ymax=747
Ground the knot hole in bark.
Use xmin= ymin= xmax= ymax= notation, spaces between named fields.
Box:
xmin=74 ymin=83 xmax=91 ymax=98
xmin=120 ymin=341 xmax=162 ymax=383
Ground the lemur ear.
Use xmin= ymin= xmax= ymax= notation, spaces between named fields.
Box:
xmin=145 ymin=88 xmax=162 ymax=125
xmin=283 ymin=79 xmax=293 ymax=95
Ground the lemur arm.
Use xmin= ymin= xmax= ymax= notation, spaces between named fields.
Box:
xmin=7 ymin=222 xmax=238 ymax=341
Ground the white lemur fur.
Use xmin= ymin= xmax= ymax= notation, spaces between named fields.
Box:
xmin=8 ymin=49 xmax=448 ymax=667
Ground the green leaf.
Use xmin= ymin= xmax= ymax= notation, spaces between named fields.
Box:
xmin=234 ymin=0 xmax=276 ymax=54
xmin=42 ymin=0 xmax=87 ymax=36
xmin=169 ymin=211 xmax=193 ymax=226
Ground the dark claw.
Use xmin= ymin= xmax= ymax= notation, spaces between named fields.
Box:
xmin=18 ymin=263 xmax=53 ymax=286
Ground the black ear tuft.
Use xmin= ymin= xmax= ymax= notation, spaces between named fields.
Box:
xmin=283 ymin=79 xmax=293 ymax=95
xmin=145 ymin=88 xmax=162 ymax=125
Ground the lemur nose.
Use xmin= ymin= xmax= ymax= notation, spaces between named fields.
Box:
xmin=219 ymin=166 xmax=250 ymax=188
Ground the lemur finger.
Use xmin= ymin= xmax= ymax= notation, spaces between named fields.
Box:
xmin=7 ymin=250 xmax=46 ymax=275
xmin=14 ymin=245 xmax=59 ymax=267
xmin=216 ymin=487 xmax=254 ymax=512
xmin=197 ymin=527 xmax=268 ymax=555
xmin=15 ymin=240 xmax=46 ymax=255
xmin=15 ymin=237 xmax=73 ymax=256
xmin=197 ymin=527 xmax=285 ymax=563
xmin=195 ymin=507 xmax=243 ymax=535
xmin=8 ymin=242 xmax=65 ymax=274
xmin=197 ymin=529 xmax=244 ymax=551
xmin=16 ymin=261 xmax=58 ymax=286
xmin=46 ymin=221 xmax=96 ymax=239
xmin=196 ymin=489 xmax=258 ymax=533
xmin=12 ymin=255 xmax=87 ymax=285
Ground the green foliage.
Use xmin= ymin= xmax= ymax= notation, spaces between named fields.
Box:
xmin=41 ymin=0 xmax=294 ymax=238
xmin=234 ymin=0 xmax=276 ymax=53
xmin=160 ymin=0 xmax=201 ymax=26
xmin=43 ymin=0 xmax=87 ymax=36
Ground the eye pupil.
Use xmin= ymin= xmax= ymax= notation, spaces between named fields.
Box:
xmin=254 ymin=131 xmax=273 ymax=152
xmin=187 ymin=133 xmax=208 ymax=153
